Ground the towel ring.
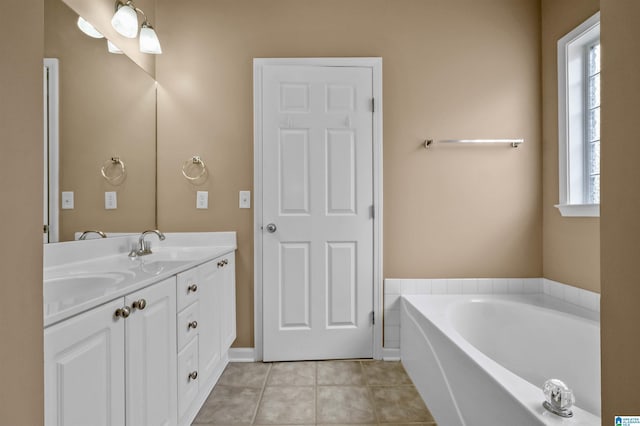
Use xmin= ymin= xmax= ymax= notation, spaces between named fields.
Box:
xmin=182 ymin=155 xmax=207 ymax=181
xmin=101 ymin=157 xmax=126 ymax=183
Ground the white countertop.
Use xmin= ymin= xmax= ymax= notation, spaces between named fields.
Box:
xmin=43 ymin=232 xmax=236 ymax=327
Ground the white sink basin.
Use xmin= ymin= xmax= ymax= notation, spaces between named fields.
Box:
xmin=133 ymin=259 xmax=192 ymax=275
xmin=142 ymin=247 xmax=213 ymax=262
xmin=44 ymin=272 xmax=134 ymax=304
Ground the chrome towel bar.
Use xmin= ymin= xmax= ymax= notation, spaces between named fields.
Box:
xmin=424 ymin=138 xmax=524 ymax=148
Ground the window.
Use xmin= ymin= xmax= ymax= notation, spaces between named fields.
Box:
xmin=557 ymin=12 xmax=600 ymax=217
xmin=586 ymin=41 xmax=600 ymax=204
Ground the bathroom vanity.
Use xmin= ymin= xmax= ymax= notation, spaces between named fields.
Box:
xmin=43 ymin=232 xmax=237 ymax=426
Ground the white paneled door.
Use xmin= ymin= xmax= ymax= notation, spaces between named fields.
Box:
xmin=261 ymin=64 xmax=374 ymax=361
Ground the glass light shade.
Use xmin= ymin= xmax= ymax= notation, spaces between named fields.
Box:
xmin=77 ymin=16 xmax=104 ymax=39
xmin=107 ymin=40 xmax=124 ymax=54
xmin=111 ymin=3 xmax=138 ymax=38
xmin=139 ymin=25 xmax=162 ymax=54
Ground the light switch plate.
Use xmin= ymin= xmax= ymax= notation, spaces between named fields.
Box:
xmin=239 ymin=190 xmax=251 ymax=209
xmin=105 ymin=191 xmax=117 ymax=209
xmin=61 ymin=191 xmax=74 ymax=209
xmin=196 ymin=191 xmax=208 ymax=209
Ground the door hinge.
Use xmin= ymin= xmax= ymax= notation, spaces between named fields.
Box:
xmin=371 ymin=98 xmax=375 ymax=113
xmin=371 ymin=311 xmax=375 ymax=325
xmin=370 ymin=205 xmax=375 ymax=219
xmin=43 ymin=224 xmax=49 ymax=233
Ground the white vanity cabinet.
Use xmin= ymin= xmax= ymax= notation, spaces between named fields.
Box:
xmin=44 ymin=234 xmax=238 ymax=426
xmin=220 ymin=252 xmax=236 ymax=349
xmin=124 ymin=278 xmax=177 ymax=426
xmin=44 ymin=298 xmax=126 ymax=426
xmin=175 ymin=252 xmax=236 ymax=425
xmin=44 ymin=277 xmax=177 ymax=426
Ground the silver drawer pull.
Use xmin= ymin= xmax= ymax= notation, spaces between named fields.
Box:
xmin=188 ymin=371 xmax=198 ymax=381
xmin=187 ymin=284 xmax=198 ymax=293
xmin=188 ymin=320 xmax=198 ymax=330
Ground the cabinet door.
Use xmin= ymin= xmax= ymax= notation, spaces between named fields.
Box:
xmin=177 ymin=336 xmax=199 ymax=421
xmin=125 ymin=277 xmax=177 ymax=426
xmin=197 ymin=260 xmax=221 ymax=382
xmin=220 ymin=252 xmax=237 ymax=349
xmin=44 ymin=299 xmax=125 ymax=426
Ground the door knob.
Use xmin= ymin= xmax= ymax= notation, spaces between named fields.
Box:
xmin=265 ymin=223 xmax=277 ymax=233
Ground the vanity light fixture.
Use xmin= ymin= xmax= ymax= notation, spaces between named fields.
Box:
xmin=139 ymin=22 xmax=162 ymax=54
xmin=77 ymin=16 xmax=104 ymax=39
xmin=107 ymin=40 xmax=124 ymax=54
xmin=111 ymin=0 xmax=138 ymax=38
xmin=111 ymin=0 xmax=162 ymax=54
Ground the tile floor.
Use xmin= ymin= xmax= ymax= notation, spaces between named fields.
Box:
xmin=192 ymin=360 xmax=436 ymax=425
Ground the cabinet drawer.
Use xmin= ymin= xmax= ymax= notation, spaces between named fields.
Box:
xmin=177 ymin=336 xmax=199 ymax=421
xmin=177 ymin=301 xmax=199 ymax=350
xmin=177 ymin=267 xmax=200 ymax=311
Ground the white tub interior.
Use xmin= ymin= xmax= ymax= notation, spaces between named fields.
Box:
xmin=401 ymin=294 xmax=601 ymax=426
xmin=449 ymin=299 xmax=600 ymax=416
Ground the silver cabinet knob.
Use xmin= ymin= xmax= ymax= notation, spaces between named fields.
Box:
xmin=114 ymin=306 xmax=131 ymax=319
xmin=188 ymin=321 xmax=198 ymax=330
xmin=265 ymin=223 xmax=277 ymax=233
xmin=188 ymin=371 xmax=198 ymax=381
xmin=187 ymin=284 xmax=198 ymax=293
xmin=132 ymin=299 xmax=147 ymax=310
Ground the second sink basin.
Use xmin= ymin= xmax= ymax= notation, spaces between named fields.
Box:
xmin=133 ymin=259 xmax=191 ymax=275
xmin=143 ymin=246 xmax=213 ymax=262
xmin=44 ymin=271 xmax=134 ymax=304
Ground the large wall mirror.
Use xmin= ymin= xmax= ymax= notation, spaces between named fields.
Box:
xmin=44 ymin=0 xmax=156 ymax=242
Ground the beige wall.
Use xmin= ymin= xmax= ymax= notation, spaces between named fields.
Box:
xmin=600 ymin=0 xmax=640 ymax=419
xmin=156 ymin=0 xmax=542 ymax=347
xmin=2 ymin=0 xmax=633 ymax=421
xmin=46 ymin=0 xmax=157 ymax=241
xmin=541 ymin=0 xmax=600 ymax=293
xmin=0 ymin=1 xmax=44 ymax=424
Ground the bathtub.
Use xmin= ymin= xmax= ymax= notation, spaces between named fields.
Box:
xmin=400 ymin=294 xmax=600 ymax=426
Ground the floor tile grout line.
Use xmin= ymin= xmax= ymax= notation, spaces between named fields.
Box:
xmin=250 ymin=363 xmax=272 ymax=425
xmin=193 ymin=360 xmax=433 ymax=426
xmin=361 ymin=360 xmax=381 ymax=425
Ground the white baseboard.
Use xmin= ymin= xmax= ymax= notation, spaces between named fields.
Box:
xmin=228 ymin=347 xmax=257 ymax=362
xmin=228 ymin=346 xmax=399 ymax=362
xmin=382 ymin=347 xmax=400 ymax=361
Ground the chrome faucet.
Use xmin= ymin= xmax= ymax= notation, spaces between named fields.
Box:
xmin=79 ymin=230 xmax=107 ymax=240
xmin=129 ymin=230 xmax=165 ymax=257
xmin=542 ymin=379 xmax=574 ymax=418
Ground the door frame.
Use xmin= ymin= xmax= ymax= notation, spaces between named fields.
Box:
xmin=44 ymin=58 xmax=60 ymax=243
xmin=253 ymin=57 xmax=383 ymax=360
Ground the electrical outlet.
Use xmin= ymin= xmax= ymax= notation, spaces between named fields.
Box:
xmin=196 ymin=191 xmax=208 ymax=209
xmin=61 ymin=191 xmax=74 ymax=209
xmin=105 ymin=191 xmax=117 ymax=209
xmin=239 ymin=191 xmax=251 ymax=208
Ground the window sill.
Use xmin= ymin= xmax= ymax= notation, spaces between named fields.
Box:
xmin=555 ymin=204 xmax=600 ymax=217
